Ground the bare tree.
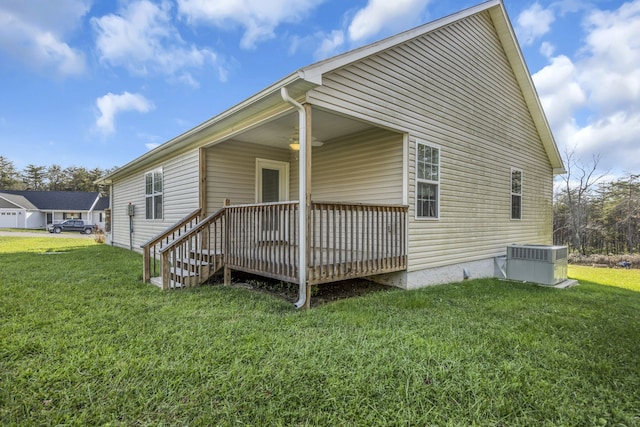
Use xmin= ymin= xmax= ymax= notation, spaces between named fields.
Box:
xmin=625 ymin=173 xmax=640 ymax=253
xmin=561 ymin=149 xmax=608 ymax=254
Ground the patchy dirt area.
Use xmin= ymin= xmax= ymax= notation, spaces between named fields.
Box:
xmin=210 ymin=272 xmax=394 ymax=307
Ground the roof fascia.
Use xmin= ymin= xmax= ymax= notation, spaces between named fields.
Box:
xmin=300 ymin=0 xmax=501 ymax=85
xmin=488 ymin=3 xmax=566 ymax=174
xmin=88 ymin=195 xmax=100 ymax=212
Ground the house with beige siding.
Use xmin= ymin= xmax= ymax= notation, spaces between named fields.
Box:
xmin=98 ymin=0 xmax=564 ymax=307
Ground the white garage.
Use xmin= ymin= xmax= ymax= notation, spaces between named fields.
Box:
xmin=0 ymin=210 xmax=21 ymax=228
xmin=0 ymin=193 xmax=36 ymax=229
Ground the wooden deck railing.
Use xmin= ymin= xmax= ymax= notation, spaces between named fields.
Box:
xmin=224 ymin=201 xmax=407 ymax=285
xmin=308 ymin=201 xmax=408 ymax=284
xmin=142 ymin=208 xmax=201 ymax=282
xmin=225 ymin=201 xmax=299 ymax=283
xmin=142 ymin=201 xmax=408 ymax=289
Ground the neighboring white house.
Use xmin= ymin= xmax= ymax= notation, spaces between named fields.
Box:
xmin=98 ymin=0 xmax=565 ymax=304
xmin=0 ymin=191 xmax=109 ymax=230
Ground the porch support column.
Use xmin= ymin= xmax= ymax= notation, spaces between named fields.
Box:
xmin=199 ymin=147 xmax=207 ymax=218
xmin=281 ymin=87 xmax=310 ymax=309
xmin=303 ymin=103 xmax=312 ymax=310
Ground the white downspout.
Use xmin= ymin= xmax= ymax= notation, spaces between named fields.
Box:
xmin=281 ymin=87 xmax=307 ymax=309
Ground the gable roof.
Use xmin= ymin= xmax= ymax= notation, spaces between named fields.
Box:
xmin=93 ymin=196 xmax=110 ymax=211
xmin=0 ymin=191 xmax=107 ymax=211
xmin=0 ymin=193 xmax=38 ymax=210
xmin=100 ymin=0 xmax=564 ymax=183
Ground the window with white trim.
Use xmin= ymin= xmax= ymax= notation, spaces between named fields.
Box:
xmin=416 ymin=141 xmax=440 ymax=219
xmin=511 ymin=169 xmax=522 ymax=220
xmin=145 ymin=169 xmax=163 ymax=220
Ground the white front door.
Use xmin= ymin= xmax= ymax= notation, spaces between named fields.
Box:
xmin=256 ymin=159 xmax=289 ymax=203
xmin=256 ymin=159 xmax=290 ymax=240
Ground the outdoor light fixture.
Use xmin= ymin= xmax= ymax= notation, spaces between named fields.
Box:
xmin=288 ymin=137 xmax=324 ymax=151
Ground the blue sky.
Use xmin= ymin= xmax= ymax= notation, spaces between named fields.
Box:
xmin=0 ymin=0 xmax=638 ymax=178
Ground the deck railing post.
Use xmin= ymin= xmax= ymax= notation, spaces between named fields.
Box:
xmin=161 ymin=250 xmax=170 ymax=291
xmin=223 ymin=198 xmax=231 ymax=285
xmin=143 ymin=245 xmax=151 ymax=282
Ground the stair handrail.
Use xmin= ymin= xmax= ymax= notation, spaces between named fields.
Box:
xmin=141 ymin=208 xmax=202 ymax=249
xmin=141 ymin=208 xmax=201 ymax=282
xmin=157 ymin=207 xmax=227 ymax=290
xmin=158 ymin=207 xmax=225 ymax=254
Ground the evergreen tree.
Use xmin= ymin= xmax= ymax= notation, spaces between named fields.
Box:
xmin=45 ymin=164 xmax=66 ymax=191
xmin=0 ymin=156 xmax=20 ymax=189
xmin=21 ymin=164 xmax=47 ymax=190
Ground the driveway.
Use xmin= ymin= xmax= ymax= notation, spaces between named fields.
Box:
xmin=0 ymin=231 xmax=94 ymax=238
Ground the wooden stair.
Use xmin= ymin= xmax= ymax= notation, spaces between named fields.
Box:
xmin=143 ymin=207 xmax=226 ymax=290
xmin=150 ymin=249 xmax=224 ymax=289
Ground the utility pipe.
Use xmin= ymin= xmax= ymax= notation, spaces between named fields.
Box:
xmin=281 ymin=87 xmax=307 ymax=308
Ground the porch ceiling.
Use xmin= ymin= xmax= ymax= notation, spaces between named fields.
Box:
xmin=231 ymin=108 xmax=376 ymax=149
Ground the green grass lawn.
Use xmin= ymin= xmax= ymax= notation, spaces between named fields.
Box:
xmin=0 ymin=228 xmax=48 ymax=233
xmin=569 ymin=264 xmax=640 ymax=292
xmin=1 ymin=237 xmax=639 ymax=426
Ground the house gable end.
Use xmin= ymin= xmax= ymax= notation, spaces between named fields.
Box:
xmin=0 ymin=193 xmax=37 ymax=210
xmin=307 ymin=10 xmax=553 ymax=175
xmin=302 ymin=1 xmax=563 ymax=174
xmin=0 ymin=195 xmax=24 ymax=209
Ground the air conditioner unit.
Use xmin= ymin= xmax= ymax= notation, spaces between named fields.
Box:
xmin=506 ymin=245 xmax=568 ymax=285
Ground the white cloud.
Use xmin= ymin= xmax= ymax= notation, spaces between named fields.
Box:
xmin=570 ymin=112 xmax=640 ymax=172
xmin=516 ymin=2 xmax=555 ymax=45
xmin=532 ymin=0 xmax=640 ymax=175
xmin=539 ymin=41 xmax=555 ymax=58
xmin=533 ymin=55 xmax=586 ymax=131
xmin=177 ymin=0 xmax=324 ymax=49
xmin=348 ymin=0 xmax=431 ymax=43
xmin=96 ymin=92 xmax=154 ymax=134
xmin=579 ymin=1 xmax=640 ymax=114
xmin=136 ymin=132 xmax=162 ymax=150
xmin=314 ymin=30 xmax=345 ymax=60
xmin=92 ymin=0 xmax=223 ymax=83
xmin=174 ymin=72 xmax=199 ymax=88
xmin=0 ymin=0 xmax=88 ymax=76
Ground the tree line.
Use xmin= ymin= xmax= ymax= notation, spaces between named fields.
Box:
xmin=553 ymin=151 xmax=639 ymax=255
xmin=3 ymin=153 xmax=637 ymax=255
xmin=0 ymin=156 xmax=116 ymax=193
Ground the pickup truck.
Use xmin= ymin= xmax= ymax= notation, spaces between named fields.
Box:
xmin=48 ymin=220 xmax=94 ymax=234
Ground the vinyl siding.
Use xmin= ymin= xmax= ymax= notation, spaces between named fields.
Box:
xmin=111 ymin=149 xmax=199 ymax=250
xmin=205 ymin=140 xmax=291 ymax=213
xmin=311 ymin=128 xmax=403 ymax=204
xmin=307 ymin=11 xmax=553 ymax=272
xmin=205 ymin=130 xmax=402 ymax=210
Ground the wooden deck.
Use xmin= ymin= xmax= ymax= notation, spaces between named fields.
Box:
xmin=142 ymin=201 xmax=408 ymax=290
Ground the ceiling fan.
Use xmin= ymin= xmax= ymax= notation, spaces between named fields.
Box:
xmin=286 ymin=127 xmax=324 ymax=151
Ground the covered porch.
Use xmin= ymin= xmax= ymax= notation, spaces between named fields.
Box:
xmin=143 ymin=87 xmax=409 ymax=307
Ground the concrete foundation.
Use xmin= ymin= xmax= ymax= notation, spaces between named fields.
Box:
xmin=369 ymin=257 xmax=497 ymax=289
